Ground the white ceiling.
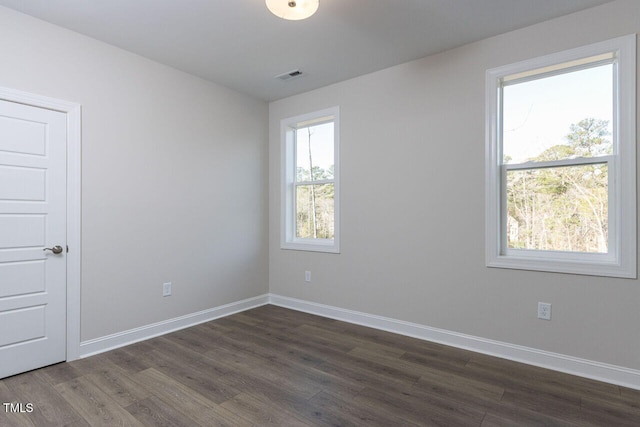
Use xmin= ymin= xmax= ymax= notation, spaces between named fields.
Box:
xmin=0 ymin=0 xmax=614 ymax=101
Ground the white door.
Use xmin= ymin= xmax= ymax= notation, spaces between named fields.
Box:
xmin=0 ymin=99 xmax=67 ymax=379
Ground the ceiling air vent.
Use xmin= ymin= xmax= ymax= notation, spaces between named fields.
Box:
xmin=275 ymin=69 xmax=303 ymax=81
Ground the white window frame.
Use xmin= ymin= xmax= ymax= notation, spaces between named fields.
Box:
xmin=281 ymin=106 xmax=340 ymax=253
xmin=485 ymin=35 xmax=636 ymax=278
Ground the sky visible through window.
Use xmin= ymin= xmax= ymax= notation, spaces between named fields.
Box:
xmin=296 ymin=122 xmax=334 ymax=180
xmin=502 ymin=64 xmax=613 ymax=164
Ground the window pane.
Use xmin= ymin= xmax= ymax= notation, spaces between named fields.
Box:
xmin=296 ymin=183 xmax=334 ymax=239
xmin=506 ymin=164 xmax=608 ymax=253
xmin=296 ymin=121 xmax=334 ymax=182
xmin=503 ymin=64 xmax=613 ymax=164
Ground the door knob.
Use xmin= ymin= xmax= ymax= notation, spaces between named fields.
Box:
xmin=43 ymin=245 xmax=64 ymax=254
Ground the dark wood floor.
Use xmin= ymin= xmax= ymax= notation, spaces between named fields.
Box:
xmin=1 ymin=305 xmax=639 ymax=426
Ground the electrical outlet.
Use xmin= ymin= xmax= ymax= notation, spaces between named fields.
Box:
xmin=537 ymin=302 xmax=551 ymax=320
xmin=163 ymin=282 xmax=172 ymax=297
xmin=305 ymin=271 xmax=311 ymax=282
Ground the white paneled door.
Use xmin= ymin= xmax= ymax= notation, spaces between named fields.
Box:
xmin=0 ymin=100 xmax=67 ymax=378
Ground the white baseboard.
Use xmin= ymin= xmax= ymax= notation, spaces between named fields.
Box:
xmin=79 ymin=294 xmax=270 ymax=358
xmin=77 ymin=292 xmax=640 ymax=390
xmin=269 ymin=294 xmax=640 ymax=390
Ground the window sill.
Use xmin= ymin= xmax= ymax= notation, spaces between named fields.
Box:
xmin=487 ymin=253 xmax=635 ymax=279
xmin=281 ymin=240 xmax=340 ymax=254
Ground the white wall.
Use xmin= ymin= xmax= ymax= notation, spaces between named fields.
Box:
xmin=0 ymin=6 xmax=269 ymax=341
xmin=269 ymin=0 xmax=640 ymax=370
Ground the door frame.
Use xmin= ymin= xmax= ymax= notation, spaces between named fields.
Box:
xmin=0 ymin=86 xmax=81 ymax=361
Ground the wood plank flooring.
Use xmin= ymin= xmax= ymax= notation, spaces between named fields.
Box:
xmin=1 ymin=305 xmax=639 ymax=426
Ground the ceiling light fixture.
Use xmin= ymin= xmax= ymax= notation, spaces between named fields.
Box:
xmin=266 ymin=0 xmax=319 ymax=21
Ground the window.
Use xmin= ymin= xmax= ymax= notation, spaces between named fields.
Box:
xmin=485 ymin=35 xmax=636 ymax=278
xmin=281 ymin=107 xmax=339 ymax=253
